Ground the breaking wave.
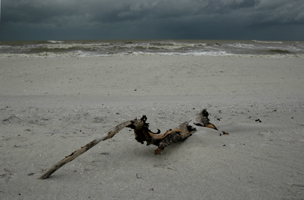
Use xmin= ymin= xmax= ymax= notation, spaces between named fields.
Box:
xmin=0 ymin=40 xmax=303 ymax=58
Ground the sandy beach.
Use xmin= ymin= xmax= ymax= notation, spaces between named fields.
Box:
xmin=0 ymin=55 xmax=304 ymax=199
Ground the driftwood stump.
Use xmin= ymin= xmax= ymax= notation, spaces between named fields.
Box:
xmin=39 ymin=109 xmax=228 ymax=179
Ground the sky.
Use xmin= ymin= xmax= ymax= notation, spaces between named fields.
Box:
xmin=0 ymin=0 xmax=304 ymax=41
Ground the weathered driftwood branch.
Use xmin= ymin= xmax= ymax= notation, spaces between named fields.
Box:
xmin=39 ymin=120 xmax=133 ymax=179
xmin=39 ymin=109 xmax=227 ymax=179
xmin=193 ymin=109 xmax=229 ymax=135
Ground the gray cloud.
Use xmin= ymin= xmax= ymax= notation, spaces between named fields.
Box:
xmin=1 ymin=0 xmax=303 ymax=40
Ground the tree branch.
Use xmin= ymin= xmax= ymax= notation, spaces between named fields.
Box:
xmin=39 ymin=109 xmax=228 ymax=179
xmin=39 ymin=120 xmax=133 ymax=179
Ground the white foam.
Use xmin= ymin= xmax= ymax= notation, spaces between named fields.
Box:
xmin=47 ymin=40 xmax=64 ymax=44
xmin=252 ymin=40 xmax=283 ymax=44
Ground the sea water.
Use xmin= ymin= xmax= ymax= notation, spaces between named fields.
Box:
xmin=0 ymin=40 xmax=303 ymax=58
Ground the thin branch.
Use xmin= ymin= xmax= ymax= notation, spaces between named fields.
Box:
xmin=39 ymin=120 xmax=133 ymax=179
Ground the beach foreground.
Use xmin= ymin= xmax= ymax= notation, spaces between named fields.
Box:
xmin=0 ymin=55 xmax=303 ymax=199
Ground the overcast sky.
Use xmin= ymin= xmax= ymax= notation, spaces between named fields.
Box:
xmin=0 ymin=0 xmax=303 ymax=41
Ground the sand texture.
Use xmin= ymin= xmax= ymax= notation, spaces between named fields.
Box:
xmin=0 ymin=55 xmax=304 ymax=199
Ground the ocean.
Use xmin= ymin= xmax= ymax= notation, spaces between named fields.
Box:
xmin=0 ymin=40 xmax=303 ymax=58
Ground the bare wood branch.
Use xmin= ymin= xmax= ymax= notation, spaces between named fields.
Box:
xmin=39 ymin=120 xmax=133 ymax=179
xmin=39 ymin=109 xmax=228 ymax=179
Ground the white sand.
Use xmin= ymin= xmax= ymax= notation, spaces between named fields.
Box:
xmin=0 ymin=55 xmax=304 ymax=199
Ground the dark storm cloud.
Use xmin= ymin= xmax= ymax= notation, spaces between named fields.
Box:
xmin=1 ymin=0 xmax=303 ymax=40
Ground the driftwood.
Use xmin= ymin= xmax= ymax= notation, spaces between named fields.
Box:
xmin=39 ymin=109 xmax=228 ymax=179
